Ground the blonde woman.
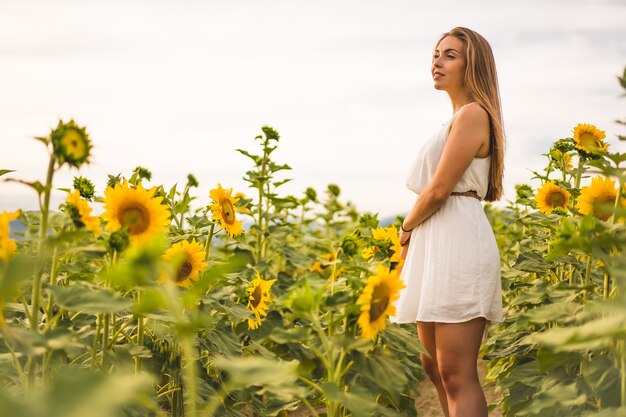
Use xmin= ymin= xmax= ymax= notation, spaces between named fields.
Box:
xmin=390 ymin=27 xmax=505 ymax=417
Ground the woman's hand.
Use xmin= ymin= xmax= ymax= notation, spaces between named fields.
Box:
xmin=399 ymin=227 xmax=412 ymax=246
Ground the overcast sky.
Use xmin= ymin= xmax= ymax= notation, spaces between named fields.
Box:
xmin=1 ymin=0 xmax=625 ymax=219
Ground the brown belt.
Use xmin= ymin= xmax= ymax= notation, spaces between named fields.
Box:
xmin=450 ymin=190 xmax=481 ymax=200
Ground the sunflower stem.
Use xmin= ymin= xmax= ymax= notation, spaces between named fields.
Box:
xmin=204 ymin=223 xmax=215 ymax=261
xmin=27 ymin=153 xmax=56 ymax=393
xmin=583 ymin=255 xmax=593 ymax=302
xmin=574 ymin=157 xmax=585 ymax=191
xmin=621 ymin=339 xmax=626 ymax=408
xmin=135 ymin=291 xmax=144 ymax=374
xmin=181 ymin=334 xmax=198 ymax=417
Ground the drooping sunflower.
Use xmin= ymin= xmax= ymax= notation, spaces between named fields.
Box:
xmin=65 ymin=190 xmax=101 ymax=236
xmin=50 ymin=120 xmax=92 ymax=168
xmin=357 ymin=265 xmax=405 ymax=340
xmin=576 ymin=177 xmax=618 ymax=221
xmin=101 ymin=181 xmax=171 ymax=244
xmin=362 ymin=225 xmax=402 ymax=264
xmin=0 ymin=210 xmax=20 ymax=262
xmin=573 ymin=123 xmax=608 ymax=154
xmin=160 ymin=239 xmax=208 ymax=288
xmin=535 ymin=182 xmax=571 ymax=215
xmin=245 ymin=272 xmax=276 ymax=330
xmin=209 ymin=184 xmax=243 ymax=237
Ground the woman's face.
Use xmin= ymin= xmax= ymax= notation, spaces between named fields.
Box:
xmin=431 ymin=36 xmax=467 ymax=92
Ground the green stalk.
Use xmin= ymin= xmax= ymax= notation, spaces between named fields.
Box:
xmin=135 ymin=292 xmax=144 ymax=373
xmin=583 ymin=256 xmax=593 ymax=302
xmin=181 ymin=334 xmax=198 ymax=417
xmin=574 ymin=157 xmax=585 ymax=190
xmin=27 ymin=153 xmax=56 ymax=393
xmin=204 ymin=223 xmax=215 ymax=261
xmin=91 ymin=313 xmax=103 ymax=369
xmin=622 ymin=339 xmax=626 ymax=407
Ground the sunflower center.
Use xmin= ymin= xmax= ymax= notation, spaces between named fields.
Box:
xmin=119 ymin=204 xmax=150 ymax=235
xmin=595 ymin=195 xmax=616 ymax=221
xmin=176 ymin=259 xmax=193 ymax=282
xmin=548 ymin=191 xmax=566 ymax=208
xmin=62 ymin=130 xmax=86 ymax=157
xmin=220 ymin=199 xmax=236 ymax=225
xmin=369 ymin=283 xmax=391 ymax=322
xmin=580 ymin=133 xmax=599 ymax=149
xmin=251 ymin=284 xmax=263 ymax=308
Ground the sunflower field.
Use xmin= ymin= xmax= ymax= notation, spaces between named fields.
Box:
xmin=1 ymin=69 xmax=625 ymax=417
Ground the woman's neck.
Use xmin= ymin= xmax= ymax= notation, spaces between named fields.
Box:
xmin=447 ymin=90 xmax=473 ymax=113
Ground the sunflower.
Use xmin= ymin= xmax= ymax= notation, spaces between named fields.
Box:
xmin=160 ymin=239 xmax=208 ymax=288
xmin=209 ymin=184 xmax=243 ymax=237
xmin=573 ymin=123 xmax=608 ymax=154
xmin=51 ymin=120 xmax=92 ymax=168
xmin=535 ymin=182 xmax=571 ymax=214
xmin=65 ymin=190 xmax=101 ymax=236
xmin=310 ymin=252 xmax=338 ymax=273
xmin=357 ymin=265 xmax=405 ymax=339
xmin=362 ymin=225 xmax=402 ymax=264
xmin=0 ymin=210 xmax=20 ymax=262
xmin=245 ymin=272 xmax=276 ymax=330
xmin=101 ymin=181 xmax=171 ymax=244
xmin=576 ymin=177 xmax=618 ymax=221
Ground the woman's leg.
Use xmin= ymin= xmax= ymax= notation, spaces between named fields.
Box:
xmin=417 ymin=321 xmax=450 ymax=417
xmin=435 ymin=318 xmax=487 ymax=417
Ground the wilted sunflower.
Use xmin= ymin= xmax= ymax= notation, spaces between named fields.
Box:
xmin=573 ymin=123 xmax=608 ymax=154
xmin=576 ymin=177 xmax=618 ymax=221
xmin=245 ymin=272 xmax=276 ymax=330
xmin=357 ymin=265 xmax=405 ymax=339
xmin=160 ymin=239 xmax=208 ymax=288
xmin=101 ymin=181 xmax=171 ymax=244
xmin=209 ymin=184 xmax=243 ymax=237
xmin=51 ymin=120 xmax=92 ymax=168
xmin=535 ymin=182 xmax=571 ymax=215
xmin=65 ymin=190 xmax=101 ymax=236
xmin=0 ymin=210 xmax=20 ymax=262
xmin=362 ymin=225 xmax=402 ymax=264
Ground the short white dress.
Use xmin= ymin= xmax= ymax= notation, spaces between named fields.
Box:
xmin=390 ymin=113 xmax=503 ymax=324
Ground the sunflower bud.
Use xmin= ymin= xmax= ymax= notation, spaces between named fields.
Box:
xmin=73 ymin=176 xmax=96 ymax=200
xmin=327 ymin=184 xmax=341 ymax=197
xmin=108 ymin=229 xmax=130 ymax=252
xmin=302 ymin=187 xmax=316 ymax=202
xmin=186 ymin=174 xmax=199 ymax=188
xmin=340 ymin=234 xmax=359 ymax=257
xmin=50 ymin=120 xmax=91 ymax=168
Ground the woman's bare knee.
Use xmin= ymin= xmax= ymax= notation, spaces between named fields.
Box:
xmin=421 ymin=353 xmax=442 ymax=384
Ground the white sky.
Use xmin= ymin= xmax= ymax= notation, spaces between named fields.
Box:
xmin=1 ymin=0 xmax=625 ymax=219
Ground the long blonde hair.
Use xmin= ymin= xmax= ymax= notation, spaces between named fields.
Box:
xmin=437 ymin=27 xmax=505 ymax=201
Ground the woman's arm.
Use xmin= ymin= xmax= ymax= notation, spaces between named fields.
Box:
xmin=400 ymin=103 xmax=490 ymax=244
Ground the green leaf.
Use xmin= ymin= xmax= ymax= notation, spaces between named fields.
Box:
xmin=319 ymin=382 xmax=379 ymax=416
xmin=0 ymin=169 xmax=15 ymax=177
xmin=49 ymin=285 xmax=133 ymax=314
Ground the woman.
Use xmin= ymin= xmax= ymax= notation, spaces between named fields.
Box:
xmin=390 ymin=27 xmax=504 ymax=417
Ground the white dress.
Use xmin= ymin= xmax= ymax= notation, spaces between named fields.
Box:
xmin=390 ymin=114 xmax=503 ymax=324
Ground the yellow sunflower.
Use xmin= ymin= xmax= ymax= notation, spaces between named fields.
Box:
xmin=0 ymin=210 xmax=20 ymax=262
xmin=362 ymin=225 xmax=402 ymax=264
xmin=562 ymin=152 xmax=573 ymax=171
xmin=65 ymin=190 xmax=101 ymax=237
xmin=535 ymin=182 xmax=571 ymax=214
xmin=50 ymin=120 xmax=92 ymax=168
xmin=101 ymin=181 xmax=171 ymax=244
xmin=573 ymin=123 xmax=608 ymax=154
xmin=310 ymin=252 xmax=338 ymax=273
xmin=160 ymin=239 xmax=208 ymax=288
xmin=576 ymin=177 xmax=618 ymax=221
xmin=245 ymin=272 xmax=276 ymax=330
xmin=357 ymin=265 xmax=405 ymax=339
xmin=209 ymin=184 xmax=243 ymax=237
